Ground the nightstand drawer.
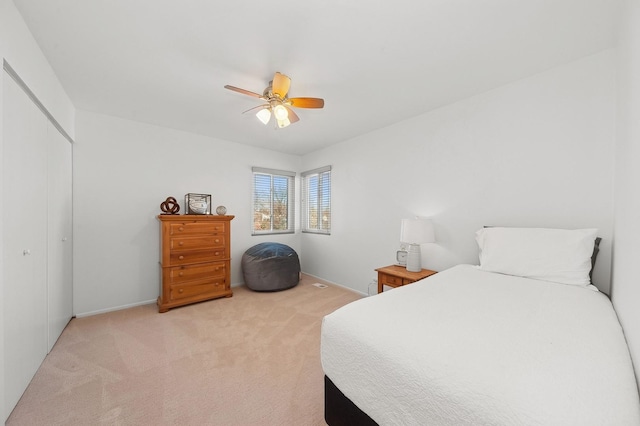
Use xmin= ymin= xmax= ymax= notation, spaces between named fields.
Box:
xmin=379 ymin=273 xmax=409 ymax=287
xmin=375 ymin=265 xmax=438 ymax=294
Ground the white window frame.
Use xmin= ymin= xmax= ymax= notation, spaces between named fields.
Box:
xmin=301 ymin=165 xmax=332 ymax=235
xmin=251 ymin=167 xmax=295 ymax=235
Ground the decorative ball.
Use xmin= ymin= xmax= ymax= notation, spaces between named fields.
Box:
xmin=188 ymin=198 xmax=208 ymax=215
xmin=216 ymin=205 xmax=227 ymax=215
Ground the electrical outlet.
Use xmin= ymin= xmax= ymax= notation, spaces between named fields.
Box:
xmin=368 ymin=280 xmax=379 ymax=297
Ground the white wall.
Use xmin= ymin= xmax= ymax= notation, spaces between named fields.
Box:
xmin=302 ymin=50 xmax=616 ymax=296
xmin=612 ymin=0 xmax=640 ymax=383
xmin=73 ymin=110 xmax=301 ymax=316
xmin=0 ymin=1 xmax=74 ymax=138
xmin=0 ymin=0 xmax=76 ymax=420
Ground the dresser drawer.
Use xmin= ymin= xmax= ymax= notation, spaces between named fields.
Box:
xmin=379 ymin=273 xmax=411 ymax=287
xmin=170 ymin=235 xmax=226 ymax=250
xmin=170 ymin=279 xmax=227 ymax=301
xmin=170 ymin=221 xmax=226 ymax=235
xmin=169 ymin=248 xmax=226 ymax=266
xmin=166 ymin=262 xmax=226 ymax=284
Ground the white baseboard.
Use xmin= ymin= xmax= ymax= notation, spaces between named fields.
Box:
xmin=301 ymin=272 xmax=368 ymax=297
xmin=74 ymin=299 xmax=157 ymax=318
xmin=75 ymin=273 xmax=365 ymax=318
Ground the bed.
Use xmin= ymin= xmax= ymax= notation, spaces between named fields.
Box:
xmin=321 ymin=227 xmax=640 ymax=425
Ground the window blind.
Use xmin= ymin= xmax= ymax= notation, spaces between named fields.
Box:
xmin=302 ymin=165 xmax=331 ymax=234
xmin=252 ymin=167 xmax=295 ymax=235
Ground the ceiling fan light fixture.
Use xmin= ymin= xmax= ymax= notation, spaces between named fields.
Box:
xmin=276 ymin=117 xmax=291 ymax=128
xmin=256 ymin=108 xmax=271 ymax=125
xmin=273 ymin=104 xmax=289 ymax=120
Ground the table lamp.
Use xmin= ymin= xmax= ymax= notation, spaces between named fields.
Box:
xmin=400 ymin=218 xmax=435 ymax=272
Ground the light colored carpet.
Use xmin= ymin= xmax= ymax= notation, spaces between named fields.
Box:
xmin=6 ymin=274 xmax=363 ymax=425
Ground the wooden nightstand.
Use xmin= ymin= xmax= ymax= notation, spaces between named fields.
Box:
xmin=375 ymin=265 xmax=437 ymax=293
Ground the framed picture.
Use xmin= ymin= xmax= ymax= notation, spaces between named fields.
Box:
xmin=185 ymin=193 xmax=211 ymax=215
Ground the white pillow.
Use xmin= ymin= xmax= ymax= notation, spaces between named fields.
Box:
xmin=476 ymin=227 xmax=599 ymax=286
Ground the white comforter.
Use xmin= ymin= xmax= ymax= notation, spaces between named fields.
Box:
xmin=321 ymin=264 xmax=640 ymax=425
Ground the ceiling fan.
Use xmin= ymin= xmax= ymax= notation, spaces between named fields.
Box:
xmin=224 ymin=72 xmax=324 ymax=128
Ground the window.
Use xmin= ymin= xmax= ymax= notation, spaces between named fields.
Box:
xmin=302 ymin=165 xmax=331 ymax=234
xmin=252 ymin=167 xmax=295 ymax=235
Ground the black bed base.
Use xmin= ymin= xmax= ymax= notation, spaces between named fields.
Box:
xmin=324 ymin=375 xmax=378 ymax=426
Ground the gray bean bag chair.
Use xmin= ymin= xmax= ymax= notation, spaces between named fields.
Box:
xmin=241 ymin=242 xmax=300 ymax=291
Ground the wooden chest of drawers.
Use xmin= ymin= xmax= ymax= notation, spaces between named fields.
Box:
xmin=157 ymin=214 xmax=234 ymax=312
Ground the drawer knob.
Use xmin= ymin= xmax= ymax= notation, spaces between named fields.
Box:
xmin=179 ymin=255 xmax=184 ymax=260
xmin=215 ymin=239 xmax=220 ymax=243
xmin=179 ymin=289 xmax=184 ymax=293
xmin=179 ymin=241 xmax=184 ymax=246
xmin=214 ymin=251 xmax=220 ymax=256
xmin=179 ymin=226 xmax=184 ymax=231
xmin=178 ymin=272 xmax=184 ymax=277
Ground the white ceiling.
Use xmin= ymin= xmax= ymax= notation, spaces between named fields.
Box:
xmin=14 ymin=0 xmax=619 ymax=155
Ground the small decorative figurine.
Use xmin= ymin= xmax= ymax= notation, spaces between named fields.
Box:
xmin=216 ymin=205 xmax=227 ymax=215
xmin=160 ymin=197 xmax=180 ymax=215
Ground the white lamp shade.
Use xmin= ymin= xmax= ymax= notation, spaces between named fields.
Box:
xmin=276 ymin=117 xmax=291 ymax=128
xmin=400 ymin=218 xmax=435 ymax=244
xmin=256 ymin=108 xmax=271 ymax=125
xmin=273 ymin=104 xmax=289 ymax=120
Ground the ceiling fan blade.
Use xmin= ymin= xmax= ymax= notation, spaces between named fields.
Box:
xmin=272 ymin=72 xmax=291 ymax=98
xmin=242 ymin=104 xmax=269 ymax=114
xmin=224 ymin=85 xmax=263 ymax=98
xmin=288 ymin=97 xmax=325 ymax=108
xmin=284 ymin=106 xmax=300 ymax=123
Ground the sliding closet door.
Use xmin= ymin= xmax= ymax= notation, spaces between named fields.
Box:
xmin=2 ymin=73 xmax=49 ymax=414
xmin=47 ymin=122 xmax=73 ymax=352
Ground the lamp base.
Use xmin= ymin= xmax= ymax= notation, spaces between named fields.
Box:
xmin=406 ymin=244 xmax=422 ymax=272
